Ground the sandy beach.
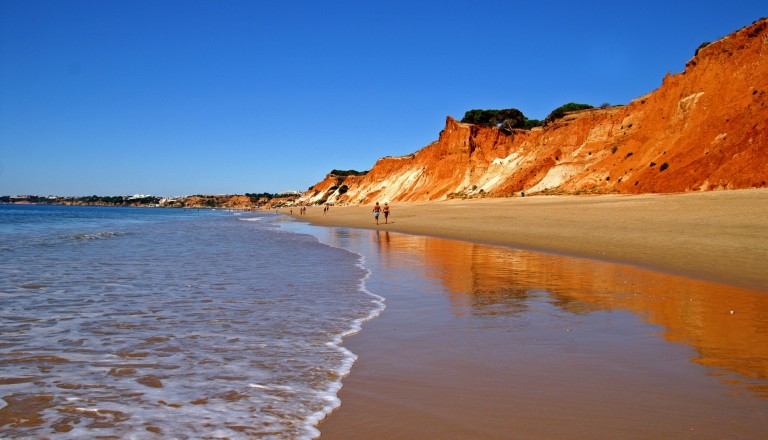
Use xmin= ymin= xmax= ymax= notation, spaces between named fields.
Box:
xmin=282 ymin=189 xmax=768 ymax=439
xmin=291 ymin=189 xmax=768 ymax=291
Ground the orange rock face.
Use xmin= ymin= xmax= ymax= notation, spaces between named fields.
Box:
xmin=182 ymin=195 xmax=254 ymax=209
xmin=306 ymin=18 xmax=768 ymax=205
xmin=306 ymin=174 xmax=345 ymax=203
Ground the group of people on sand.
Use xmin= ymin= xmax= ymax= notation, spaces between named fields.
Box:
xmin=372 ymin=202 xmax=390 ymax=225
xmin=291 ymin=202 xmax=390 ymax=224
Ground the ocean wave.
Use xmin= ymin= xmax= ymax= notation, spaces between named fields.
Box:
xmin=62 ymin=231 xmax=125 ymax=240
xmin=273 ymin=219 xmax=386 ymax=438
xmin=3 ymin=209 xmax=378 ymax=439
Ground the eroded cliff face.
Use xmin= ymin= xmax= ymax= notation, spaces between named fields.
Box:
xmin=182 ymin=195 xmax=253 ymax=209
xmin=306 ymin=18 xmax=768 ymax=205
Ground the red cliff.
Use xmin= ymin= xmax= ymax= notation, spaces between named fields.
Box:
xmin=306 ymin=18 xmax=768 ymax=205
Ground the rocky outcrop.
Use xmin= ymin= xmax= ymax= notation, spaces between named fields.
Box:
xmin=182 ymin=195 xmax=254 ymax=209
xmin=305 ymin=18 xmax=768 ymax=205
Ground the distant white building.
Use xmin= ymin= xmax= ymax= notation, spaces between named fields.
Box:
xmin=128 ymin=194 xmax=154 ymax=199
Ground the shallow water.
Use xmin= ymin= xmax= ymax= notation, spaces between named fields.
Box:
xmin=283 ymin=225 xmax=768 ymax=439
xmin=0 ymin=205 xmax=383 ymax=438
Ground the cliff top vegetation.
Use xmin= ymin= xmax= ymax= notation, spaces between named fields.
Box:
xmin=330 ymin=169 xmax=368 ymax=176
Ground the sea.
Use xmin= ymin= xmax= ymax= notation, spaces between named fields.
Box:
xmin=0 ymin=204 xmax=383 ymax=439
xmin=4 ymin=204 xmax=768 ymax=439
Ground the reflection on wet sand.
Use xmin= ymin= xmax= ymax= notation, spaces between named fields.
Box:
xmin=365 ymin=229 xmax=768 ymax=398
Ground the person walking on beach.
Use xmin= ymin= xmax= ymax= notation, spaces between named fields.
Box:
xmin=372 ymin=202 xmax=381 ymax=224
xmin=383 ymin=202 xmax=390 ymax=224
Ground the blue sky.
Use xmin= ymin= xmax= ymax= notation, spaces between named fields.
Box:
xmin=1 ymin=1 xmax=765 ymax=196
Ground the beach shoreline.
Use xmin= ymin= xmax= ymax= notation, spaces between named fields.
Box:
xmin=290 ymin=211 xmax=768 ymax=439
xmin=290 ymin=189 xmax=768 ymax=291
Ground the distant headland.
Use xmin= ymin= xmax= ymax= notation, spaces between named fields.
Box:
xmin=0 ymin=193 xmax=299 ymax=209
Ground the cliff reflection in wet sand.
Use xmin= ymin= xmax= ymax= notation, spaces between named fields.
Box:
xmin=369 ymin=229 xmax=768 ymax=399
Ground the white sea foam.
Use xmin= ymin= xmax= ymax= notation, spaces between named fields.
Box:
xmin=275 ymin=221 xmax=387 ymax=438
xmin=0 ymin=206 xmax=385 ymax=439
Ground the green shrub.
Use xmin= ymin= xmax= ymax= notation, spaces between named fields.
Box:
xmin=544 ymin=102 xmax=594 ymax=125
xmin=461 ymin=108 xmax=527 ymax=131
xmin=524 ymin=119 xmax=543 ymax=129
xmin=660 ymin=162 xmax=669 ymax=171
xmin=338 ymin=185 xmax=349 ymax=195
xmin=460 ymin=108 xmax=549 ymax=131
xmin=330 ymin=169 xmax=368 ymax=176
xmin=246 ymin=192 xmax=276 ymax=201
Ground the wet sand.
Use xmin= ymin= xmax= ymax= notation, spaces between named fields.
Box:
xmin=291 ymin=227 xmax=768 ymax=439
xmin=291 ymin=189 xmax=768 ymax=291
xmin=283 ymin=189 xmax=768 ymax=438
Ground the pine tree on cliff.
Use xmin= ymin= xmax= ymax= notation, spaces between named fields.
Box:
xmin=461 ymin=108 xmax=527 ymax=132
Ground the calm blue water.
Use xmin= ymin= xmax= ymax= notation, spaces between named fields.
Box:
xmin=0 ymin=204 xmax=383 ymax=438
